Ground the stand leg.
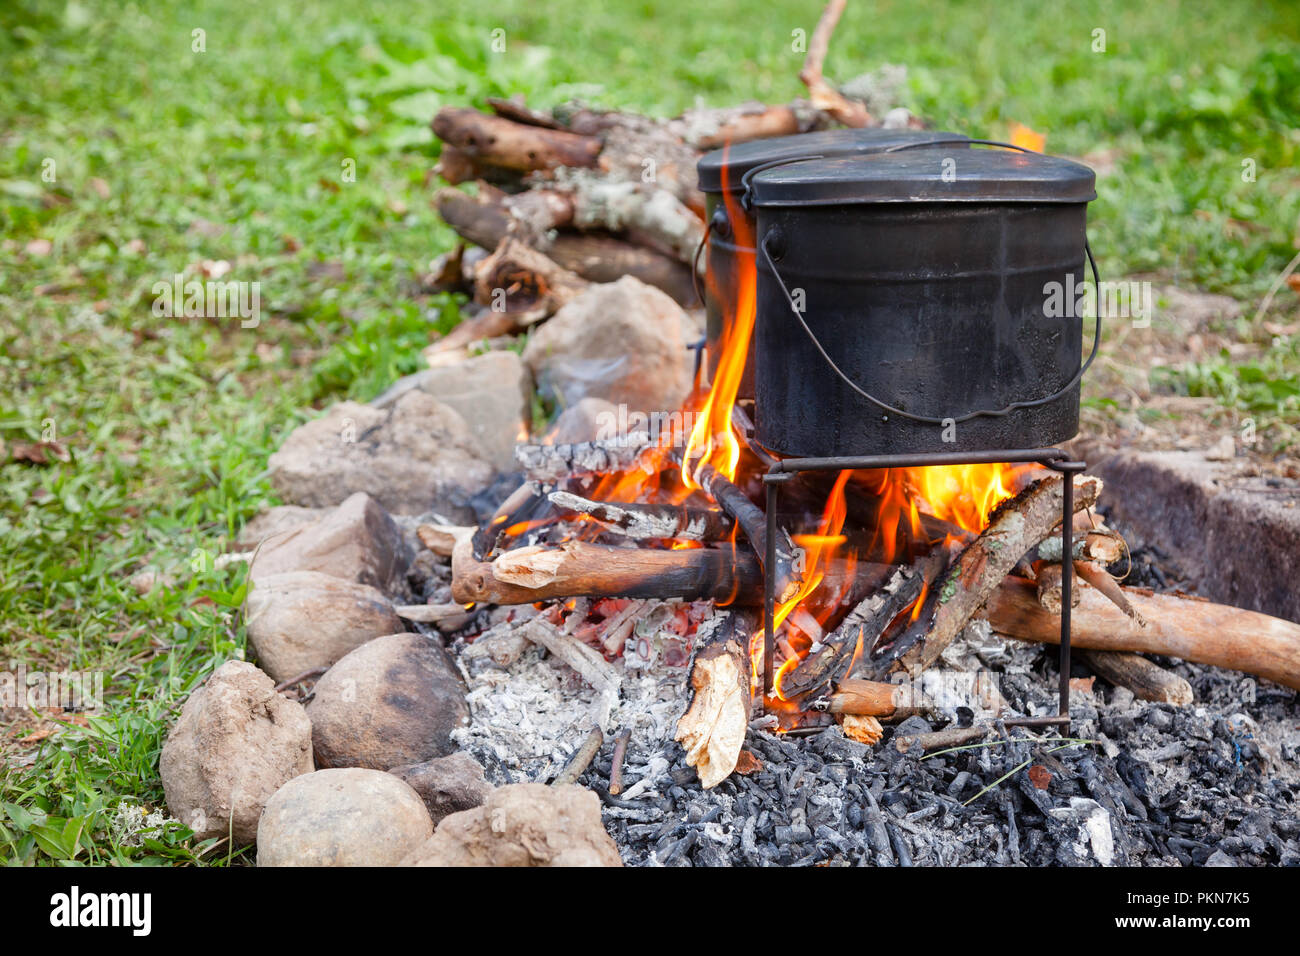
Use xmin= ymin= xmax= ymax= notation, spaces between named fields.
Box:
xmin=763 ymin=480 xmax=778 ymax=700
xmin=1059 ymin=472 xmax=1073 ymax=725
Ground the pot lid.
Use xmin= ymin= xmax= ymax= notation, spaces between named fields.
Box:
xmin=696 ymin=128 xmax=969 ymax=194
xmin=748 ymin=147 xmax=1097 ymax=205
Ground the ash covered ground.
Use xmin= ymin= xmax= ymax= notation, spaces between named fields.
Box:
xmin=413 ymin=534 xmax=1299 ymax=867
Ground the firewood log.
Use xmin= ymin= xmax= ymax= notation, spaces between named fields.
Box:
xmin=436 ymin=186 xmax=698 ymax=305
xmin=1079 ymin=650 xmax=1194 ymax=706
xmin=985 ymin=577 xmax=1300 ymax=690
xmin=432 ymin=107 xmax=602 ymax=172
xmin=676 ymin=610 xmax=755 ymax=788
xmin=450 ymin=536 xmax=765 ymax=605
xmin=470 ymin=237 xmax=590 ymax=319
xmin=864 ymin=474 xmax=1103 ymax=681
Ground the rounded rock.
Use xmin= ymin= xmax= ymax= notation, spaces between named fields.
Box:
xmin=307 ymin=632 xmax=469 ymax=770
xmin=257 ymin=768 xmax=432 ymax=866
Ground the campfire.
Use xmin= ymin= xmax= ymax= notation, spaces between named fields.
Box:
xmin=425 ymin=160 xmax=1299 ymax=791
xmin=408 ymin=0 xmax=1300 ymax=815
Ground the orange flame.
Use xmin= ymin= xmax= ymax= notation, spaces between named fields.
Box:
xmin=683 ymin=149 xmax=755 ymax=489
xmin=1009 ymin=122 xmax=1046 ymax=153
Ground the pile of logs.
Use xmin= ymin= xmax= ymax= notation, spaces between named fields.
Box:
xmin=425 ymin=432 xmax=1300 ymax=787
xmin=422 ymin=0 xmax=918 ymax=362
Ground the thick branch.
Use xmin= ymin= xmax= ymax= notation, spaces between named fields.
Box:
xmin=451 ymin=536 xmax=764 ymax=605
xmin=799 ymin=0 xmax=873 ymax=127
xmin=865 ymin=474 xmax=1103 ymax=680
xmin=433 ymin=107 xmax=602 ymax=172
xmin=985 ymin=577 xmax=1300 ymax=690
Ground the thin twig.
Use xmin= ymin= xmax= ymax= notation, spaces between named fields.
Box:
xmin=609 ymin=729 xmax=632 ymax=795
xmin=551 ymin=726 xmax=605 ymax=786
xmin=273 ymin=666 xmax=328 ymax=694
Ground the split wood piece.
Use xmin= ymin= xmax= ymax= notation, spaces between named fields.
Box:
xmin=450 ymin=536 xmax=764 ymax=606
xmin=696 ymin=464 xmax=800 ymax=604
xmin=821 ymin=677 xmax=930 ymax=718
xmin=425 ymin=239 xmax=589 ymax=355
xmin=782 ymin=559 xmax=941 ymax=702
xmin=799 ymin=0 xmax=873 ymax=128
xmin=521 ymin=617 xmax=621 ymax=730
xmin=548 ymin=489 xmax=734 ymax=542
xmin=514 ymin=433 xmax=658 ymax=483
xmin=865 ymin=474 xmax=1103 ymax=681
xmin=838 ymin=714 xmax=885 ymax=745
xmin=435 ymin=185 xmax=698 ymax=305
xmin=471 ymin=236 xmax=590 ymax=321
xmin=432 ymin=107 xmax=602 ymax=172
xmin=985 ymin=577 xmax=1300 ymax=691
xmin=675 ymin=610 xmax=755 ymax=789
xmin=1034 ymin=561 xmax=1077 ymax=615
xmin=894 ymin=724 xmax=993 ymax=756
xmin=472 ymin=481 xmax=544 ymax=561
xmin=416 ymin=523 xmax=474 ymax=557
xmin=1079 ymin=650 xmax=1193 ymax=706
xmin=1074 ymin=559 xmax=1147 ymax=627
xmin=550 ymin=726 xmax=605 ymax=786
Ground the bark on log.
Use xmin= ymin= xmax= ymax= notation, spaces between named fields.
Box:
xmin=781 ymin=558 xmax=942 ymax=701
xmin=1034 ymin=561 xmax=1076 ymax=614
xmin=433 ymin=107 xmax=602 ymax=172
xmin=865 ymin=474 xmax=1103 ymax=680
xmin=894 ymin=724 xmax=993 ymax=755
xmin=436 ymin=186 xmax=698 ymax=304
xmin=823 ymin=677 xmax=929 ymax=717
xmin=514 ymin=433 xmax=658 ymax=482
xmin=1074 ymin=559 xmax=1146 ymax=626
xmin=696 ymin=464 xmax=800 ymax=604
xmin=1079 ymin=650 xmax=1194 ymax=706
xmin=676 ymin=610 xmax=755 ymax=788
xmin=985 ymin=577 xmax=1300 ymax=690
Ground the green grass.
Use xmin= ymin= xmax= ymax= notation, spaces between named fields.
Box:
xmin=1 ymin=0 xmax=1297 ymax=864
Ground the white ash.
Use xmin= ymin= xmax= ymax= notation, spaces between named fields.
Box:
xmin=450 ymin=602 xmax=712 ymax=784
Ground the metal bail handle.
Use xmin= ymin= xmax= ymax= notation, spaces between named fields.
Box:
xmin=759 ymin=231 xmax=1104 ymax=427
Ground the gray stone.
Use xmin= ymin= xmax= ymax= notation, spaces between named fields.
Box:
xmin=402 ymin=784 xmax=622 ymax=866
xmin=247 ymin=492 xmax=411 ymax=594
xmin=522 ymin=276 xmax=693 ymax=419
xmin=243 ymin=571 xmax=403 ymax=682
xmin=549 ymin=396 xmax=619 ymax=445
xmin=389 ymin=752 xmax=493 ymax=825
xmin=1082 ymin=447 xmax=1300 ymax=622
xmin=267 ymin=389 xmax=493 ymax=514
xmin=372 ymin=352 xmax=532 ymax=472
xmin=160 ymin=661 xmax=313 ymax=847
xmin=307 ymin=633 xmax=469 ymax=771
xmin=256 ymin=768 xmax=432 ymax=866
xmin=235 ymin=505 xmax=326 ymax=550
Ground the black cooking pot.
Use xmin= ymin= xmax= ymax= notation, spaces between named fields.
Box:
xmin=696 ymin=129 xmax=969 ymax=400
xmin=747 ymin=145 xmax=1098 ymax=458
